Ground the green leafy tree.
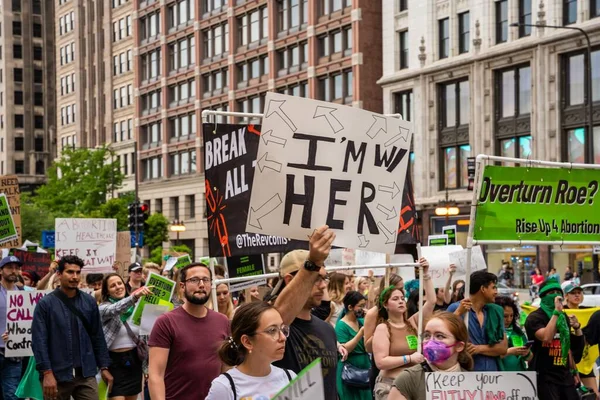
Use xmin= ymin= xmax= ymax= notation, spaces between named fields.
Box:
xmin=170 ymin=244 xmax=192 ymax=255
xmin=145 ymin=213 xmax=169 ymax=250
xmin=34 ymin=146 xmax=124 ymax=216
xmin=89 ymin=192 xmax=135 ymax=231
xmin=20 ymin=193 xmax=56 ymax=243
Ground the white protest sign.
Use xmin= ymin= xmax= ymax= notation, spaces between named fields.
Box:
xmin=140 ymin=303 xmax=173 ymax=335
xmin=325 ymin=248 xmax=355 ymax=275
xmin=425 ymin=371 xmax=537 ymax=400
xmin=55 ymin=218 xmax=117 ymax=274
xmin=390 ymin=253 xmax=417 ymax=282
xmin=355 ymin=250 xmax=386 ymax=276
xmin=449 ymin=246 xmax=487 ymax=279
xmin=5 ymin=290 xmax=51 ymax=356
xmin=272 ymin=358 xmax=324 ymax=400
xmin=420 ymin=245 xmax=463 ymax=287
xmin=246 ymin=92 xmax=413 ymax=254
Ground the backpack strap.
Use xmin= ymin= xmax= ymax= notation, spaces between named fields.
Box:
xmin=284 ymin=369 xmax=292 ymax=382
xmin=222 ymin=372 xmax=237 ymax=400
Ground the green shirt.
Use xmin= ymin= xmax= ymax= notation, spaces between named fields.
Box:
xmin=503 ymin=327 xmax=528 ymax=371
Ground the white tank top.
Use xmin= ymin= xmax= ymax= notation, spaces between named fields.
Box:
xmin=109 ymin=322 xmax=138 ymax=351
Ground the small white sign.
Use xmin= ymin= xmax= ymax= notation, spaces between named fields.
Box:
xmin=420 ymin=245 xmax=464 ymax=288
xmin=425 ymin=371 xmax=537 ymax=400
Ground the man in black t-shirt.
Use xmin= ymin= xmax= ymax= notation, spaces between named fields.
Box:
xmin=525 ymin=279 xmax=584 ymax=400
xmin=272 ymin=226 xmax=347 ymax=400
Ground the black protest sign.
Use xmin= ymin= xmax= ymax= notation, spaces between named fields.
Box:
xmin=203 ymin=123 xmax=419 ymax=257
xmin=10 ymin=249 xmax=51 ymax=277
xmin=226 ymin=254 xmax=266 ymax=291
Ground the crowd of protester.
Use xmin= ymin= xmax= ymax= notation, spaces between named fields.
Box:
xmin=0 ymin=233 xmax=599 ymax=399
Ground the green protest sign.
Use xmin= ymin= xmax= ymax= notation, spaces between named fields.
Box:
xmin=131 ymin=272 xmax=175 ymax=326
xmin=0 ymin=194 xmax=18 ymax=245
xmin=428 ymin=235 xmax=448 ymax=246
xmin=442 ymin=225 xmax=457 ymax=245
xmin=474 ymin=166 xmax=600 ymax=242
xmin=272 ymin=358 xmax=324 ymax=400
xmin=174 ymin=254 xmax=191 ymax=269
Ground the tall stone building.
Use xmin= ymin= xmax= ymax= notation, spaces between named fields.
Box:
xmin=0 ymin=0 xmax=56 ymax=191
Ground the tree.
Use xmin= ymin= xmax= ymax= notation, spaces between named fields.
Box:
xmin=145 ymin=213 xmax=169 ymax=251
xmin=90 ymin=192 xmax=135 ymax=231
xmin=34 ymin=146 xmax=124 ymax=217
xmin=20 ymin=193 xmax=56 ymax=243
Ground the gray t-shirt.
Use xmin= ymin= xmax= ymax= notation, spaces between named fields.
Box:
xmin=393 ymin=364 xmax=467 ymax=400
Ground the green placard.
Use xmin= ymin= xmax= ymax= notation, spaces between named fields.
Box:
xmin=0 ymin=194 xmax=18 ymax=245
xmin=131 ymin=272 xmax=175 ymax=326
xmin=474 ymin=166 xmax=600 ymax=242
xmin=442 ymin=225 xmax=457 ymax=245
xmin=406 ymin=335 xmax=418 ymax=350
xmin=428 ymin=235 xmax=448 ymax=246
xmin=173 ymin=254 xmax=191 ymax=269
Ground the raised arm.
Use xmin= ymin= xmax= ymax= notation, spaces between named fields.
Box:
xmin=444 ymin=264 xmax=456 ymax=304
xmin=275 ymin=226 xmax=335 ymax=326
xmin=409 ymin=258 xmax=436 ymax=327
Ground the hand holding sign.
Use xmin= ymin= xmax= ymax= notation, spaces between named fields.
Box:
xmin=133 ymin=286 xmax=154 ymax=299
xmin=309 ymin=226 xmax=336 ymax=267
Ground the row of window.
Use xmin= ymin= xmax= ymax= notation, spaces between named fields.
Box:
xmin=12 ymin=45 xmax=43 ymax=61
xmin=144 ymin=195 xmax=196 ymax=221
xmin=12 ymin=0 xmax=42 ymax=14
xmin=60 ymin=104 xmax=76 ymax=126
xmin=113 ymin=119 xmax=134 ymax=142
xmin=319 ymin=69 xmax=353 ymax=103
xmin=141 ymin=151 xmax=197 ymax=181
xmin=113 ymin=85 xmax=133 ymax=110
xmin=12 ymin=159 xmax=46 ymax=175
xmin=14 ymin=136 xmax=44 ymax=152
xmin=113 ymin=50 xmax=133 ymax=76
xmin=60 ymin=73 xmax=76 ymax=96
xmin=58 ymin=11 xmax=75 ymax=36
xmin=318 ymin=27 xmax=352 ymax=58
xmin=12 ymin=114 xmax=44 ymax=130
xmin=238 ymin=6 xmax=268 ymax=47
xmin=140 ymin=114 xmax=198 ymax=146
xmin=60 ymin=135 xmax=77 ymax=150
xmin=13 ymin=68 xmax=43 ymax=84
xmin=112 ymin=0 xmax=129 ymax=8
xmin=141 ymin=49 xmax=161 ymax=82
xmin=112 ymin=16 xmax=132 ymax=43
xmin=15 ymin=91 xmax=44 ymax=106
xmin=169 ymin=35 xmax=196 ymax=71
xmin=120 ymin=152 xmax=136 ymax=176
xmin=238 ymin=55 xmax=269 ymax=83
xmin=59 ymin=43 xmax=75 ymax=65
xmin=12 ymin=21 xmax=42 ymax=38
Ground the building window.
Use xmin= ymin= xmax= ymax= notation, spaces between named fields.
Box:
xmin=237 ymin=55 xmax=269 ymax=84
xmin=13 ymin=45 xmax=22 ymax=59
xmin=592 ymin=0 xmax=600 ymax=18
xmin=35 ymin=160 xmax=44 ymax=175
xmin=317 ymin=69 xmax=353 ymax=103
xmin=140 ymin=11 xmax=161 ymax=41
xmin=13 ymin=21 xmax=21 ymax=36
xmin=564 ymin=0 xmax=577 ymax=25
xmin=14 ymin=91 xmax=23 ymax=105
xmin=394 ymin=90 xmax=413 ymax=121
xmin=12 ymin=0 xmax=21 ymax=12
xmin=142 ymin=156 xmax=163 ymax=181
xmin=238 ymin=6 xmax=268 ymax=47
xmin=202 ymin=0 xmax=225 ymax=14
xmin=141 ymin=89 xmax=161 ymax=114
xmin=278 ymin=0 xmax=308 ymax=33
xmin=171 ymin=197 xmax=180 ymax=219
xmin=14 ymin=114 xmax=24 ymax=128
xmin=518 ymin=0 xmax=532 ymax=37
xmin=14 ymin=68 xmax=22 ymax=82
xmin=399 ymin=30 xmax=408 ymax=69
xmin=141 ymin=49 xmax=161 ymax=81
xmin=33 ymin=23 xmax=42 ymax=37
xmin=318 ymin=27 xmax=352 ymax=57
xmin=14 ymin=137 xmax=24 ymax=151
xmin=438 ymin=18 xmax=449 ymax=59
xmin=168 ymin=0 xmax=195 ymax=29
xmin=35 ymin=137 xmax=43 ymax=152
xmin=169 ymin=150 xmax=196 ymax=176
xmin=32 ymin=0 xmax=42 ymax=14
xmin=34 ymin=115 xmax=43 ymax=129
xmin=203 ymin=22 xmax=229 ymax=59
xmin=237 ymin=94 xmax=266 ymax=115
xmin=499 ymin=135 xmax=532 ymax=159
xmin=277 ymin=42 xmax=308 ymax=74
xmin=34 ymin=69 xmax=43 ymax=84
xmin=141 ymin=122 xmax=163 ymax=150
xmin=170 ymin=78 xmax=197 ymax=103
xmin=398 ymin=0 xmax=407 ymax=12
xmin=496 ymin=0 xmax=508 ymax=44
xmin=438 ymin=80 xmax=470 ymax=189
xmin=33 ymin=46 xmax=43 ymax=60
xmin=458 ymin=12 xmax=470 ymax=54
xmin=14 ymin=161 xmax=24 ymax=174
xmin=187 ymin=195 xmax=195 ymax=218
xmin=168 ymin=113 xmax=197 ymax=141
xmin=319 ymin=0 xmax=351 ymax=15
xmin=202 ymin=69 xmax=227 ymax=97
xmin=169 ymin=35 xmax=196 ymax=71
xmin=34 ymin=92 xmax=43 ymax=106
xmin=276 ymin=81 xmax=309 ymax=97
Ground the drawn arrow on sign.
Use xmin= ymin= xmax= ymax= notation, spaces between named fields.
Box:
xmin=261 ymin=130 xmax=287 ymax=147
xmin=366 ymin=115 xmax=387 ymax=139
xmin=384 ymin=126 xmax=411 ymax=147
xmin=257 ymin=152 xmax=282 ymax=173
xmin=358 ymin=235 xmax=370 ymax=248
xmin=265 ymin=100 xmax=297 ymax=132
xmin=378 ymin=182 xmax=401 ymax=199
xmin=248 ymin=194 xmax=282 ymax=230
xmin=313 ymin=106 xmax=344 ymax=133
xmin=377 ymin=222 xmax=397 ymax=244
xmin=376 ymin=204 xmax=398 ymax=221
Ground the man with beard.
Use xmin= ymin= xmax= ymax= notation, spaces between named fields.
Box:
xmin=271 ymin=225 xmax=347 ymax=400
xmin=32 ymin=255 xmax=112 ymax=400
xmin=0 ymin=256 xmax=24 ymax=400
xmin=148 ymin=263 xmax=230 ymax=400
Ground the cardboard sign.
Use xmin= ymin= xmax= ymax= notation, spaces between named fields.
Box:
xmin=442 ymin=225 xmax=457 ymax=245
xmin=425 ymin=371 xmax=537 ymax=400
xmin=428 ymin=235 xmax=448 ymax=246
xmin=448 ymin=246 xmax=488 ymax=278
xmin=246 ymin=93 xmax=413 ymax=254
xmin=55 ymin=218 xmax=117 ymax=274
xmin=420 ymin=245 xmax=464 ymax=287
xmin=0 ymin=176 xmax=21 ymax=248
xmin=0 ymin=194 xmax=18 ymax=245
xmin=474 ymin=166 xmax=600 ymax=242
xmin=131 ymin=273 xmax=175 ymax=326
xmin=11 ymin=249 xmax=51 ymax=278
xmin=115 ymin=231 xmax=132 ymax=276
xmin=226 ymin=254 xmax=266 ymax=291
xmin=272 ymin=358 xmax=324 ymax=400
xmin=5 ymin=290 xmax=52 ymax=356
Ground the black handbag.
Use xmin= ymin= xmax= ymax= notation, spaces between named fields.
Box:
xmin=341 ymin=362 xmax=370 ymax=389
xmin=123 ymin=321 xmax=149 ymax=361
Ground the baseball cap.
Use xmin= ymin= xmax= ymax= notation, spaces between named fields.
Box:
xmin=562 ymin=281 xmax=582 ymax=294
xmin=128 ymin=262 xmax=142 ymax=273
xmin=269 ymin=250 xmax=310 ymax=298
xmin=0 ymin=256 xmax=22 ymax=269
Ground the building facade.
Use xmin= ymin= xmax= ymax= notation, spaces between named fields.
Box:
xmin=54 ymin=0 xmax=136 ymax=196
xmin=134 ymin=0 xmax=383 ymax=258
xmin=380 ymin=0 xmax=600 ymax=282
xmin=0 ymin=0 xmax=56 ymax=190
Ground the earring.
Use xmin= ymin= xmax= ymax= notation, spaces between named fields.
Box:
xmin=249 ymin=350 xmax=252 ymax=354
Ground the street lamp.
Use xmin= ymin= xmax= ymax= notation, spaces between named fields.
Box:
xmin=509 ymin=22 xmax=594 ymax=163
xmin=170 ymin=220 xmax=186 ymax=245
xmin=435 ymin=188 xmax=460 ymax=219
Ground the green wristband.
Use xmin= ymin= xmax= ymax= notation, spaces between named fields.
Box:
xmin=553 ymin=309 xmax=562 ymax=317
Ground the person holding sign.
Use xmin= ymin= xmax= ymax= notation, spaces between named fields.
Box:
xmin=148 ymin=263 xmax=230 ymax=400
xmin=447 ymin=271 xmax=507 ymax=371
xmin=387 ymin=311 xmax=473 ymax=400
xmin=31 ymin=255 xmax=113 ymax=400
xmin=525 ymin=279 xmax=585 ymax=400
xmin=98 ymin=273 xmax=153 ymax=400
xmin=206 ymin=301 xmax=296 ymax=399
xmin=270 ymin=226 xmax=346 ymax=400
xmin=372 ymin=258 xmax=434 ymax=400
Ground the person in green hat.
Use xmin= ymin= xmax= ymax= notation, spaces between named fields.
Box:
xmin=525 ymin=278 xmax=585 ymax=400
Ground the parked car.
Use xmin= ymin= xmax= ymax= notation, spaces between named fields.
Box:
xmin=531 ymin=283 xmax=600 ymax=308
xmin=497 ymin=282 xmax=519 ymax=302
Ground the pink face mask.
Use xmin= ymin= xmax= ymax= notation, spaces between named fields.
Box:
xmin=423 ymin=339 xmax=460 ymax=365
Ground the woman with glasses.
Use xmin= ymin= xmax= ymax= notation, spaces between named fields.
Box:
xmin=336 ymin=291 xmax=370 ymax=400
xmin=206 ymin=301 xmax=296 ymax=400
xmin=387 ymin=311 xmax=473 ymax=400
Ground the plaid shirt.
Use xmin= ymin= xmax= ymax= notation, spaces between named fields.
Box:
xmin=98 ymin=295 xmax=138 ymax=348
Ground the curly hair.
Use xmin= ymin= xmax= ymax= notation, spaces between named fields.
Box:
xmin=494 ymin=295 xmax=525 ymax=337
